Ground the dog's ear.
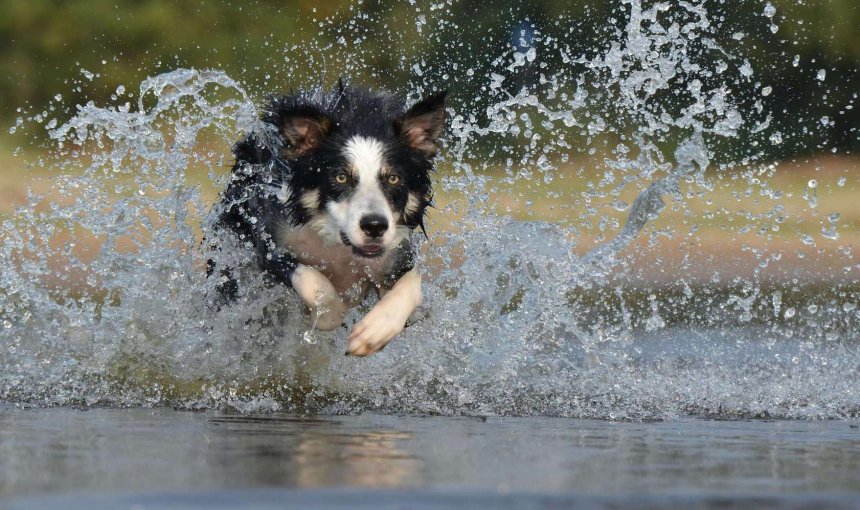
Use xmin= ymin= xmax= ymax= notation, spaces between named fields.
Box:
xmin=280 ymin=108 xmax=333 ymax=157
xmin=395 ymin=91 xmax=447 ymax=157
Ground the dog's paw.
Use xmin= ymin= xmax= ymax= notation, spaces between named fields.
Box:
xmin=292 ymin=265 xmax=346 ymax=331
xmin=346 ymin=300 xmax=411 ymax=356
xmin=306 ymin=306 xmax=345 ymax=331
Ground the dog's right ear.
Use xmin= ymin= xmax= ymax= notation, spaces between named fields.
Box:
xmin=279 ymin=107 xmax=333 ymax=157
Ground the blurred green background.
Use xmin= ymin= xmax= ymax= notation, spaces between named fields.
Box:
xmin=1 ymin=0 xmax=857 ymax=159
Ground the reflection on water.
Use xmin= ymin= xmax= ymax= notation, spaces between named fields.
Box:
xmin=206 ymin=415 xmax=419 ymax=488
xmin=0 ymin=408 xmax=421 ymax=498
xmin=1 ymin=406 xmax=859 ymax=502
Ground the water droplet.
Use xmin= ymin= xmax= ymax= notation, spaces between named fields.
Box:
xmin=302 ymin=330 xmax=318 ymax=344
xmin=611 ymin=200 xmax=629 ymax=212
xmin=816 ymin=69 xmax=826 ymax=81
xmin=489 ymin=73 xmax=505 ymax=90
xmin=821 ymin=227 xmax=838 ymax=241
xmin=587 ymin=116 xmax=606 ymax=135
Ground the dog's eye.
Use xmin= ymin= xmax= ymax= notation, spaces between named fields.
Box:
xmin=334 ymin=173 xmax=349 ymax=184
xmin=387 ymin=175 xmax=401 ymax=185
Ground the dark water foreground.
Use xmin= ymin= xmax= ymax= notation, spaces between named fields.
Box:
xmin=1 ymin=407 xmax=859 ymax=509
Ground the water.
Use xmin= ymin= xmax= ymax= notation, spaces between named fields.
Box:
xmin=0 ymin=1 xmax=857 ymax=422
xmin=2 ymin=406 xmax=859 ymax=509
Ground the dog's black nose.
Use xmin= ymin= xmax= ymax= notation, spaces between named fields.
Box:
xmin=360 ymin=214 xmax=388 ymax=238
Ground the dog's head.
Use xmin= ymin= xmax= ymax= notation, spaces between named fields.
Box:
xmin=254 ymin=86 xmax=445 ymax=259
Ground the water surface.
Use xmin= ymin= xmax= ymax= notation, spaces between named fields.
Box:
xmin=2 ymin=406 xmax=859 ymax=508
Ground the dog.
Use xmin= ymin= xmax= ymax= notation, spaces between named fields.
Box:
xmin=208 ymin=82 xmax=445 ymax=356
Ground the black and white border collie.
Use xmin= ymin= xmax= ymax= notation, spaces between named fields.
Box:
xmin=209 ymin=83 xmax=446 ymax=356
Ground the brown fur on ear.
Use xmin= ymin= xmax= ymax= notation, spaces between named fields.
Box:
xmin=396 ymin=91 xmax=447 ymax=157
xmin=281 ymin=113 xmax=332 ymax=157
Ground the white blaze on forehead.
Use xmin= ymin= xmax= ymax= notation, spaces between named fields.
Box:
xmin=330 ymin=135 xmax=399 ymax=250
xmin=343 ymin=136 xmax=386 ymax=182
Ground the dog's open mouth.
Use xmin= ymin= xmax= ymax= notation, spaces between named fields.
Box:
xmin=340 ymin=232 xmax=384 ymax=258
xmin=352 ymin=244 xmax=384 ymax=258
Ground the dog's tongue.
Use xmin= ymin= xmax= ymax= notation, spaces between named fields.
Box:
xmin=359 ymin=244 xmax=382 ymax=255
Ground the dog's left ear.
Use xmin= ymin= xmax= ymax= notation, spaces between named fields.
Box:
xmin=396 ymin=91 xmax=447 ymax=157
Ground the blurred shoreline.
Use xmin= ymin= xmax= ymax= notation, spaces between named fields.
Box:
xmin=1 ymin=146 xmax=857 ymax=290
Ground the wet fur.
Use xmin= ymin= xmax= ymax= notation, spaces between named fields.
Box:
xmin=207 ymin=83 xmax=445 ymax=356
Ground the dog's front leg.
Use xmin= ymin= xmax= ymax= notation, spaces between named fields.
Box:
xmin=291 ymin=264 xmax=347 ymax=331
xmin=346 ymin=268 xmax=421 ymax=356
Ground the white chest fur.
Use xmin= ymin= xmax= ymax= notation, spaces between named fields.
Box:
xmin=277 ymin=222 xmax=389 ymax=306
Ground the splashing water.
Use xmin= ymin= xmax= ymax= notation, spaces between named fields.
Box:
xmin=1 ymin=1 xmax=857 ymax=419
